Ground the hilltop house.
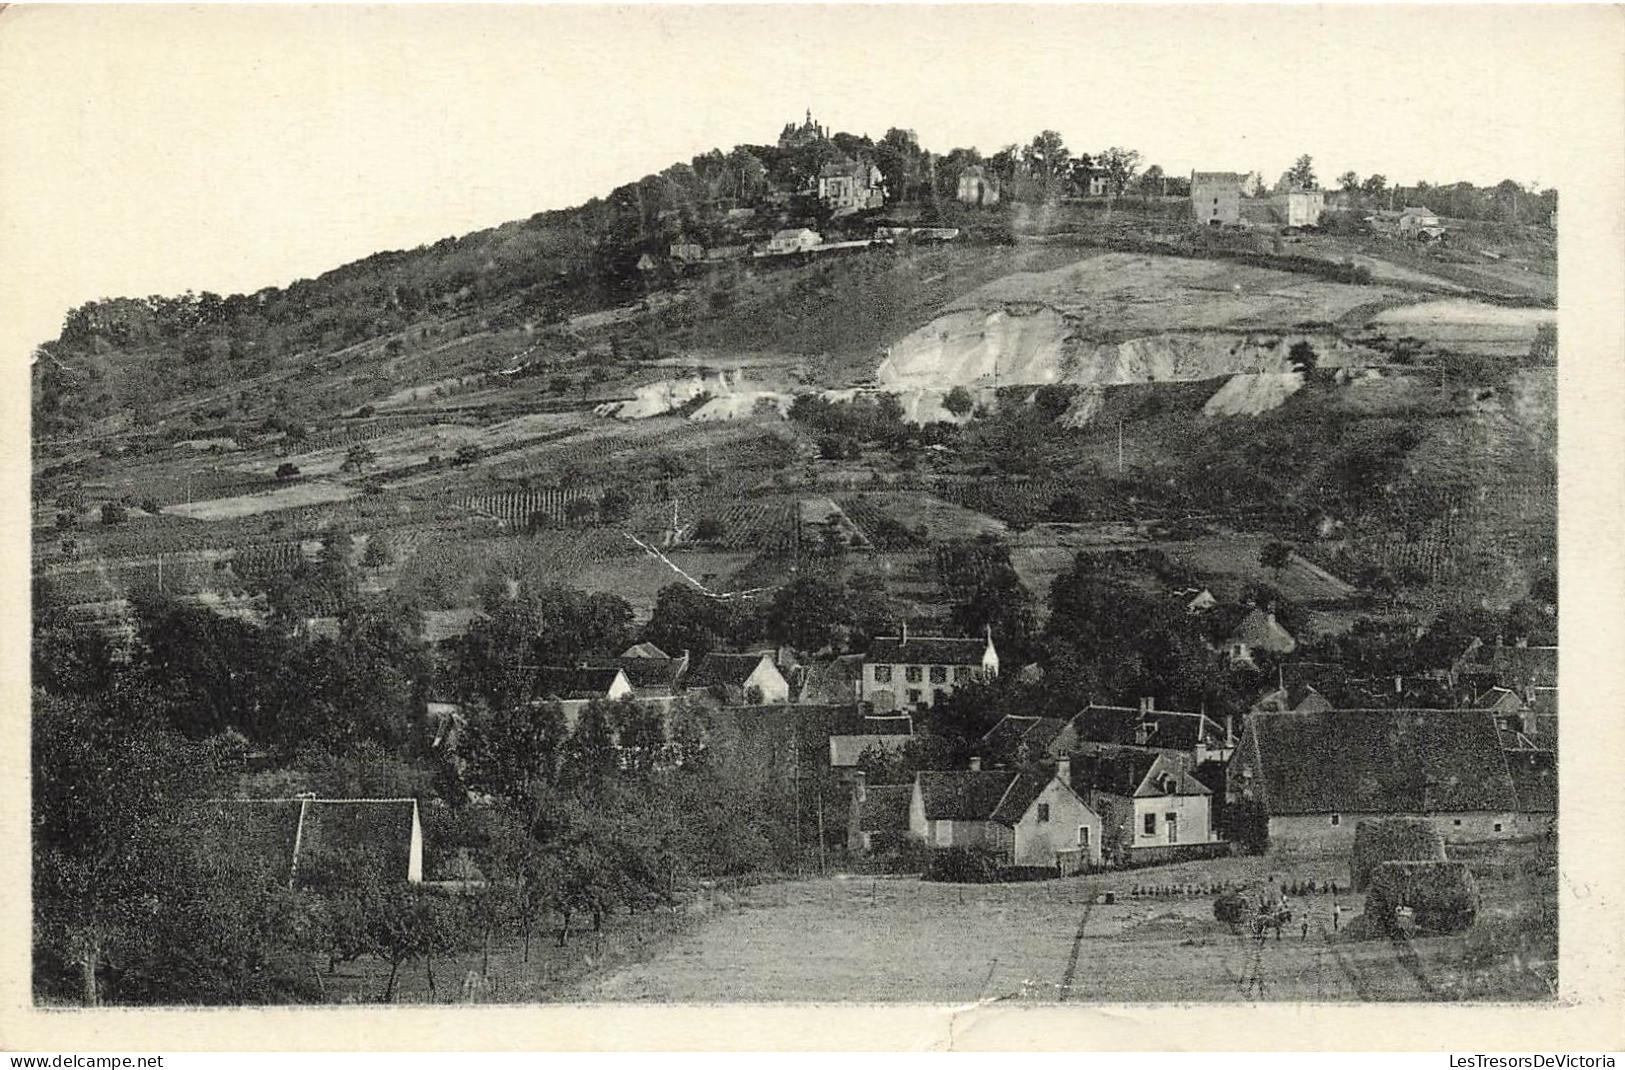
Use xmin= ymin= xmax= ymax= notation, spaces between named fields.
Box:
xmin=908 ymin=761 xmax=1101 ymax=869
xmin=766 ymin=228 xmax=822 ymax=255
xmin=687 ymin=651 xmax=790 ymax=704
xmin=1225 ymin=607 xmax=1297 ymax=666
xmin=1191 ymin=171 xmax=1246 ymax=225
xmin=1228 ymin=708 xmax=1544 ymax=851
xmin=956 ymin=165 xmax=1001 ymax=207
xmin=206 ymin=797 xmax=424 ymax=885
xmin=818 ymin=160 xmax=886 ymax=215
xmin=860 ymin=629 xmax=999 ymax=712
xmin=1071 ymin=750 xmax=1221 ymax=866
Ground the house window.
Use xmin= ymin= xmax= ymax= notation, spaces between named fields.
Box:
xmin=873 ymin=665 xmax=892 ymax=684
xmin=1037 ymin=803 xmax=1050 ymax=823
xmin=1453 ymin=818 xmax=1463 ymax=827
xmin=1330 ymin=814 xmax=1340 ymax=826
xmin=907 ymin=689 xmax=922 ymax=705
xmin=905 ymin=666 xmax=923 ymax=683
xmin=1493 ymin=822 xmax=1504 ymax=833
xmin=1143 ymin=813 xmax=1156 ymax=836
xmin=929 ymin=665 xmax=947 ymax=684
xmin=1078 ymin=826 xmax=1090 ymax=847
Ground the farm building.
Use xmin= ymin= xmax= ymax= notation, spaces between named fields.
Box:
xmin=956 ymin=164 xmax=1000 ymax=206
xmin=687 ymin=651 xmax=791 ymax=704
xmin=204 ymin=797 xmax=424 ymax=885
xmin=908 ymin=761 xmax=1101 ymax=869
xmin=1227 ymin=708 xmax=1548 ymax=852
xmin=1191 ymin=171 xmax=1246 ymax=225
xmin=847 ymin=776 xmax=913 ymax=854
xmin=1224 ymin=607 xmax=1297 ymax=666
xmin=860 ymin=630 xmax=998 ymax=712
xmin=1070 ymin=750 xmax=1223 ymax=865
xmin=1062 ymin=699 xmax=1233 ymax=765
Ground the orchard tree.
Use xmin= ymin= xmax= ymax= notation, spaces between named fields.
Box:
xmin=1286 ymin=154 xmax=1318 ymax=190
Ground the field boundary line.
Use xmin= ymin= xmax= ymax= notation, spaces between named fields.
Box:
xmin=1057 ymin=897 xmax=1094 ymax=1001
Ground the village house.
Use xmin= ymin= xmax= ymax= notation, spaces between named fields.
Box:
xmin=208 ymin=797 xmax=425 ymax=886
xmin=765 ymin=228 xmax=822 ymax=255
xmin=1224 ymin=607 xmax=1297 ymax=666
xmin=956 ymin=164 xmax=1001 ymax=206
xmin=1396 ymin=206 xmax=1446 ymax=240
xmin=860 ymin=629 xmax=999 ymax=712
xmin=1228 ymin=708 xmax=1545 ymax=852
xmin=908 ymin=760 xmax=1102 ymax=869
xmin=687 ymin=651 xmax=791 ymax=704
xmin=1062 ymin=699 xmax=1234 ymax=765
xmin=532 ymin=665 xmax=634 ymax=707
xmin=847 ymin=774 xmax=913 ymax=854
xmin=1070 ymin=750 xmax=1223 ymax=866
xmin=581 ymin=650 xmax=689 ymax=701
xmin=817 ymin=160 xmax=886 ymax=215
xmin=1191 ymin=171 xmax=1246 ymax=225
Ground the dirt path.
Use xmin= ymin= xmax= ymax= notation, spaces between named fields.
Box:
xmin=1057 ymin=899 xmax=1095 ymax=1000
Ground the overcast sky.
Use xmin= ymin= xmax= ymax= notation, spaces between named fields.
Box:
xmin=1 ymin=5 xmax=1619 ymax=369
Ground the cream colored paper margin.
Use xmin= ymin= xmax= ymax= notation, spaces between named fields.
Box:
xmin=0 ymin=4 xmax=1620 ymax=1053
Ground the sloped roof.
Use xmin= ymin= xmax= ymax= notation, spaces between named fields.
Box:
xmin=1067 ymin=704 xmax=1226 ymax=752
xmin=532 ymin=666 xmax=626 ymax=700
xmin=1136 ymin=757 xmax=1212 ymax=799
xmin=866 ymin=635 xmax=990 ymax=666
xmin=917 ymin=770 xmax=1021 ymax=822
xmin=621 ymin=641 xmax=670 ymax=659
xmin=1071 ymin=750 xmax=1160 ymax=798
xmin=583 ymin=656 xmax=685 ymax=691
xmin=799 ymin=653 xmax=866 ymax=705
xmin=1229 ymin=609 xmax=1297 ymax=653
xmin=989 ymin=773 xmax=1054 ymax=825
xmin=980 ymin=715 xmax=1068 ymax=763
xmin=861 ymin=714 xmax=915 ymax=736
xmin=688 ymin=652 xmax=776 ymax=690
xmin=1192 ymin=171 xmax=1246 ymax=185
xmin=1505 ymin=749 xmax=1556 ymax=813
xmin=1246 ymin=709 xmax=1518 ymax=816
xmin=856 ymin=785 xmax=914 ymax=834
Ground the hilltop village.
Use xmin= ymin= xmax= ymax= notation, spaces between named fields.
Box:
xmin=33 ymin=114 xmax=1557 ymax=1004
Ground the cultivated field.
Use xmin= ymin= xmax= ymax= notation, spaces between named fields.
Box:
xmin=581 ymin=844 xmax=1555 ymax=1003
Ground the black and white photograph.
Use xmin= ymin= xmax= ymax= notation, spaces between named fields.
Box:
xmin=7 ymin=3 xmax=1622 ymax=1038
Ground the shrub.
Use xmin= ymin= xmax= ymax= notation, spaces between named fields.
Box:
xmin=1350 ymin=818 xmax=1446 ymax=891
xmin=275 ymin=462 xmax=301 ymax=481
xmin=923 ymin=846 xmax=1001 ymax=884
xmin=1364 ymin=861 xmax=1479 ymax=935
xmin=100 ymin=503 xmax=127 ymax=526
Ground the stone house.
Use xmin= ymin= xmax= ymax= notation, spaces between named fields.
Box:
xmin=860 ymin=630 xmax=999 ymax=712
xmin=908 ymin=760 xmax=1101 ymax=868
xmin=1191 ymin=171 xmax=1246 ymax=225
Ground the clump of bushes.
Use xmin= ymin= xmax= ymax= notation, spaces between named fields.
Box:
xmin=1351 ymin=818 xmax=1447 ymax=891
xmin=1213 ymin=891 xmax=1250 ymax=926
xmin=923 ymin=847 xmax=1001 ymax=884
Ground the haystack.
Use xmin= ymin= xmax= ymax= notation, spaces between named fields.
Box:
xmin=1350 ymin=817 xmax=1447 ymax=891
xmin=1364 ymin=861 xmax=1480 ymax=935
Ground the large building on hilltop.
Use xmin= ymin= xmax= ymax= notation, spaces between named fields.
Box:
xmin=778 ymin=109 xmax=829 ymax=150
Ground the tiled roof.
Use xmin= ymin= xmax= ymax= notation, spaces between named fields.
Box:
xmin=1071 ymin=750 xmax=1159 ymax=798
xmin=1192 ymin=171 xmax=1246 ymax=185
xmin=989 ymin=773 xmax=1053 ymax=825
xmin=532 ymin=666 xmax=626 ymax=700
xmin=856 ymin=785 xmax=913 ymax=834
xmin=866 ymin=635 xmax=990 ymax=666
xmin=917 ymin=770 xmax=1021 ymax=822
xmin=980 ymin=715 xmax=1068 ymax=763
xmin=687 ymin=652 xmax=773 ymax=689
xmin=1067 ymin=704 xmax=1226 ymax=752
xmin=583 ymin=656 xmax=685 ymax=691
xmin=1505 ymin=749 xmax=1556 ymax=813
xmin=621 ymin=641 xmax=670 ymax=659
xmin=1229 ymin=609 xmax=1297 ymax=652
xmin=1245 ymin=709 xmax=1519 ymax=816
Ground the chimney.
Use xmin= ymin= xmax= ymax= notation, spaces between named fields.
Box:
xmin=1055 ymin=757 xmax=1071 ymax=785
xmin=851 ymin=770 xmax=867 ymax=804
xmin=1139 ymin=696 xmax=1155 ymax=715
xmin=969 ymin=756 xmax=982 ymax=772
